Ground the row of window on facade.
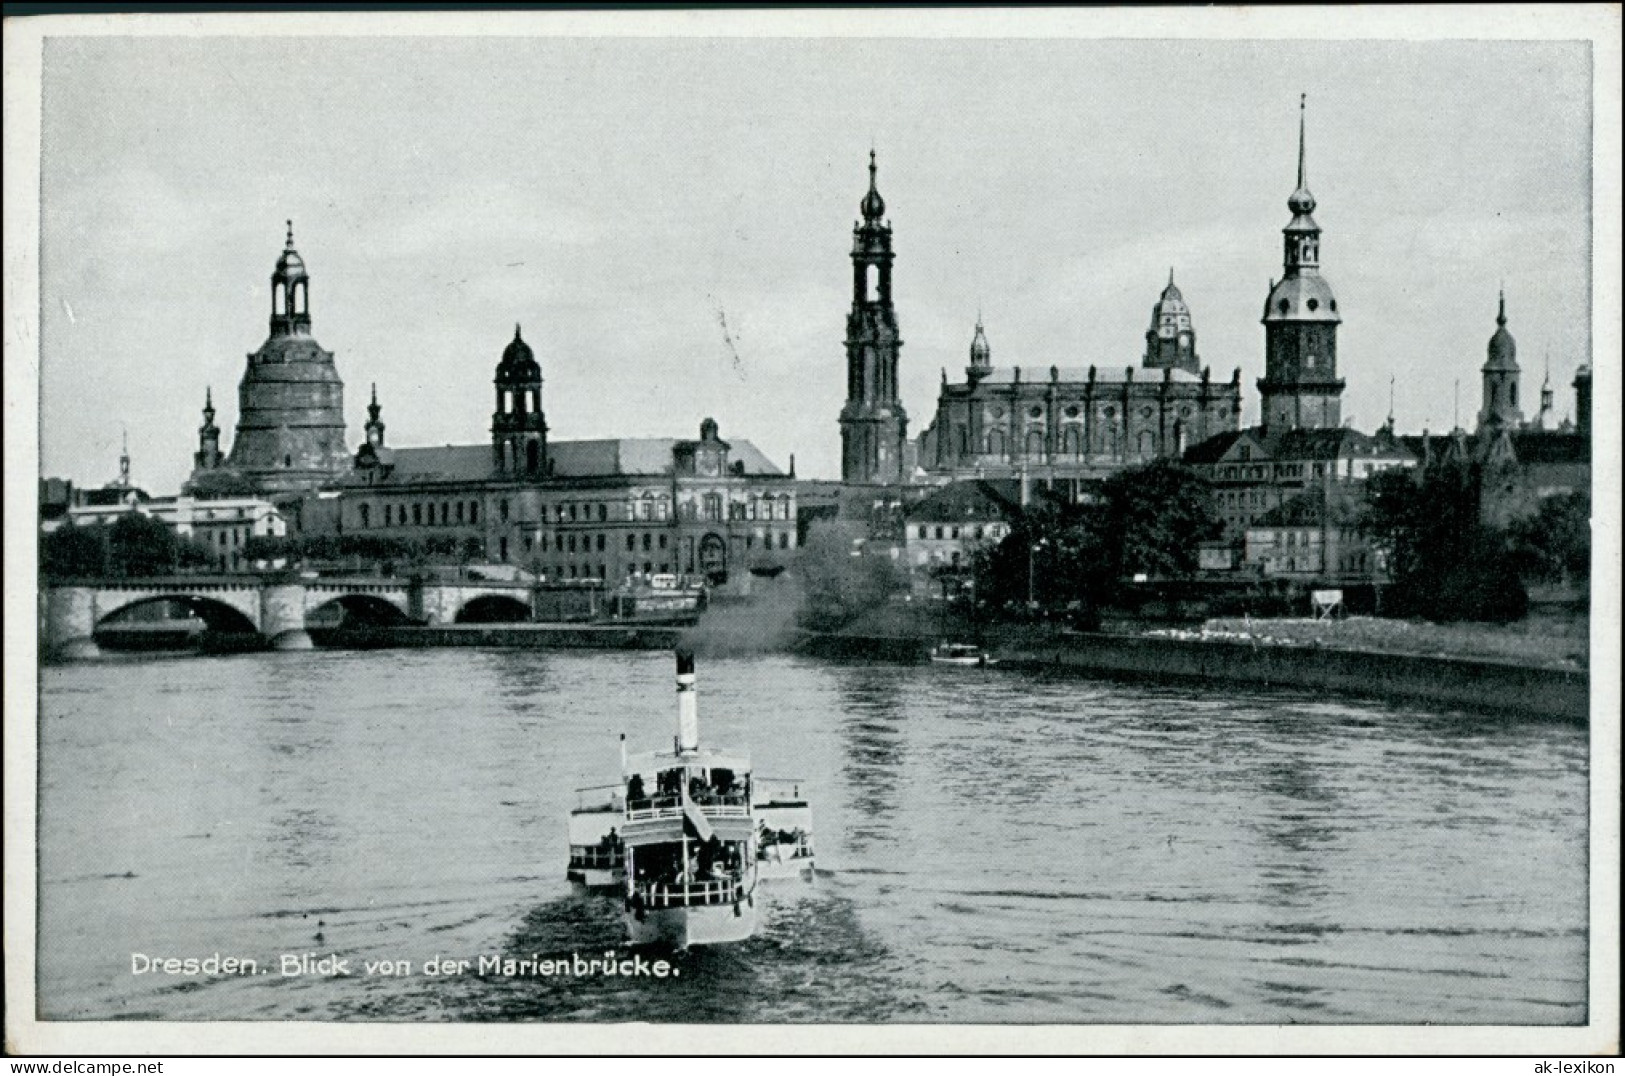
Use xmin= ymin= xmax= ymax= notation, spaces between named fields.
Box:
xmin=354 ymin=493 xmax=794 ymax=530
xmin=951 ymin=427 xmax=1186 ymax=459
xmin=1218 ymin=459 xmax=1403 ymax=482
xmin=359 ymin=500 xmax=484 ymax=529
xmin=911 ymin=524 xmax=1008 ymax=542
xmin=524 ymin=530 xmax=791 ymax=555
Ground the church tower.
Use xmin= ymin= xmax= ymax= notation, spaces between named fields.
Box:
xmin=364 ymin=382 xmax=386 ymax=449
xmin=193 ymin=387 xmax=223 ymax=472
xmin=221 ymin=222 xmax=351 ymax=493
xmin=1144 ymin=269 xmax=1200 ymax=375
xmin=1259 ymin=97 xmax=1344 ymax=430
xmin=840 ymin=151 xmax=909 ymax=485
xmin=492 ymin=325 xmax=549 ymax=478
xmin=1477 ymin=291 xmax=1523 ymax=431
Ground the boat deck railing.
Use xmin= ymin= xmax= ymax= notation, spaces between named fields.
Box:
xmin=634 ymin=876 xmax=745 ymax=909
xmin=625 ymin=794 xmax=750 ymax=822
xmin=568 ymin=846 xmax=625 ymax=869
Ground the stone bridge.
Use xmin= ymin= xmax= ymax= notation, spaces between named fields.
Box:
xmin=41 ymin=575 xmax=549 ymax=659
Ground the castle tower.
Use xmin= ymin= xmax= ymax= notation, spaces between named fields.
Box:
xmin=839 ymin=151 xmax=908 ymax=485
xmin=222 ymin=222 xmax=351 ymax=493
xmin=1144 ymin=269 xmax=1200 ymax=375
xmin=364 ymin=382 xmax=386 ymax=449
xmin=492 ymin=324 xmax=548 ymax=478
xmin=1259 ymin=96 xmax=1344 ymax=431
xmin=1477 ymin=291 xmax=1522 ymax=431
xmin=193 ymin=387 xmax=223 ymax=472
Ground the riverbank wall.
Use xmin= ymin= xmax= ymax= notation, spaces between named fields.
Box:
xmin=797 ymin=627 xmax=1587 ymax=722
xmin=310 ymin=623 xmax=686 ymax=651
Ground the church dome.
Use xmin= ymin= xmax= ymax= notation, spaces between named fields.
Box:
xmin=498 ymin=324 xmax=541 ymax=380
xmin=1485 ymin=293 xmax=1518 ymax=371
xmin=275 ymin=221 xmax=308 ymax=280
xmin=1151 ymin=270 xmax=1190 ymax=326
xmin=1263 ymin=272 xmax=1341 ymax=323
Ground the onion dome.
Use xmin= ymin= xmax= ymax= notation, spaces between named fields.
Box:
xmin=860 ymin=149 xmax=886 ymax=221
xmin=969 ymin=316 xmax=991 ymax=366
xmin=275 ymin=220 xmax=307 ymax=280
xmin=1484 ymin=291 xmax=1518 ymax=371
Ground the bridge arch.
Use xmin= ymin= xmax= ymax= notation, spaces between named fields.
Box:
xmin=307 ymin=594 xmax=414 ymax=629
xmin=454 ymin=594 xmax=532 ymax=624
xmin=94 ymin=594 xmax=261 ymax=650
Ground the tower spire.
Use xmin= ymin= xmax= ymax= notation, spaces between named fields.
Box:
xmin=1497 ymin=288 xmax=1507 ymax=327
xmin=1297 ymin=93 xmax=1307 ymax=191
xmin=285 ymin=219 xmax=294 ymax=248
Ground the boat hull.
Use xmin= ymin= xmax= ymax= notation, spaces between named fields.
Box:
xmin=757 ymin=853 xmax=815 ymax=881
xmin=568 ymin=866 xmax=626 ymax=890
xmin=624 ymin=897 xmax=756 ymax=948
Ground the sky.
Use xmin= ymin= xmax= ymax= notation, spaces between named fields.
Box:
xmin=31 ymin=22 xmax=1599 ymax=493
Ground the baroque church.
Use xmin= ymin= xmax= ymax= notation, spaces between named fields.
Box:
xmin=187 ymin=223 xmax=352 ymax=500
xmin=184 ymin=224 xmax=797 ymax=584
xmin=835 ymin=151 xmax=1246 ymax=494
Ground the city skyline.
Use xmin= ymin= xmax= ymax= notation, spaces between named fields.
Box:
xmin=34 ymin=30 xmax=1597 ymax=494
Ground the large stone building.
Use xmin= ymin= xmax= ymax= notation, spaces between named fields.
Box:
xmin=916 ymin=277 xmax=1245 ymax=488
xmin=833 ymin=151 xmax=1245 ymax=500
xmin=315 ymin=328 xmax=797 ymax=586
xmin=1180 ymin=97 xmax=1418 ymax=546
xmin=188 ymin=223 xmax=352 ymax=498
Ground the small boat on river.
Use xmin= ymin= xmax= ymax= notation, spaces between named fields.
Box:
xmin=566 ymin=778 xmax=626 ymax=891
xmin=753 ymin=777 xmax=815 ymax=880
xmin=929 ymin=641 xmax=997 ymax=667
xmin=616 ymin=649 xmax=759 ymax=947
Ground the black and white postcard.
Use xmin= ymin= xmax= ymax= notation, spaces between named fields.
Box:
xmin=4 ymin=7 xmax=1618 ymax=1057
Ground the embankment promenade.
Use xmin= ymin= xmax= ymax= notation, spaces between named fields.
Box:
xmin=798 ymin=627 xmax=1589 ymax=722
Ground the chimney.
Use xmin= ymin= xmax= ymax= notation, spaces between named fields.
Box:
xmin=674 ymin=648 xmax=699 ymax=754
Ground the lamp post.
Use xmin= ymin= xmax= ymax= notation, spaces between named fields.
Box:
xmin=1027 ymin=537 xmax=1049 ymax=613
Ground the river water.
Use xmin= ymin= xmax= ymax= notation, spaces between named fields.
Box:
xmin=36 ymin=648 xmax=1587 ymax=1024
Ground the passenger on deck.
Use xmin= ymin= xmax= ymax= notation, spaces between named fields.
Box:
xmin=626 ymin=774 xmax=645 ymax=802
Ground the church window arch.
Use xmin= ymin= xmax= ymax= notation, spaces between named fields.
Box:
xmin=1062 ymin=426 xmax=1083 ymax=458
xmin=985 ymin=429 xmax=1006 ymax=458
xmin=526 ymin=439 xmax=540 ymax=474
xmin=1138 ymin=431 xmax=1154 ymax=457
xmin=1025 ymin=430 xmax=1045 ymax=458
xmin=956 ymin=425 xmax=968 ymax=457
xmin=865 ymin=264 xmax=879 ymax=302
